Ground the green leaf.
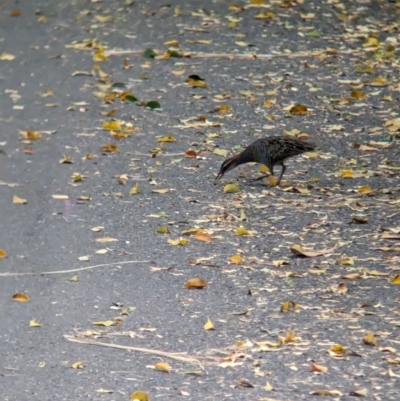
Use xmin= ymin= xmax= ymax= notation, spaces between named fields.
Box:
xmin=146 ymin=101 xmax=161 ymax=109
xmin=143 ymin=48 xmax=157 ymax=58
xmin=124 ymin=94 xmax=138 ymax=102
xmin=306 ymin=30 xmax=320 ymax=37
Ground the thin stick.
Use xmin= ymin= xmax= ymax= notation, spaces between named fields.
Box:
xmin=105 ymin=49 xmax=360 ymax=59
xmin=64 ymin=335 xmax=212 ymax=368
xmin=0 ymin=260 xmax=151 ymax=277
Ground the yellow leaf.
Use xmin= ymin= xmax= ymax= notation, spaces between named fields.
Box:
xmin=29 ymin=320 xmax=43 ymax=327
xmin=92 ymin=319 xmax=122 ymax=327
xmin=330 ymin=344 xmax=346 ymax=355
xmin=370 ymin=76 xmax=387 ymax=87
xmin=171 ymin=69 xmax=185 ymax=76
xmin=265 ymin=381 xmax=274 ymax=391
xmin=52 ymin=194 xmax=69 ymax=200
xmin=363 ymin=37 xmax=379 ymax=47
xmin=101 ymin=144 xmax=119 ymax=153
xmin=168 ymin=238 xmax=188 ymax=246
xmin=152 ymin=188 xmax=169 ymax=194
xmin=70 ymin=275 xmax=79 ymax=281
xmin=342 ymin=273 xmax=362 ymax=280
xmin=236 ymin=227 xmax=249 ymax=236
xmin=130 ymin=183 xmax=140 ymax=195
xmin=341 ymin=257 xmax=354 ymax=265
xmin=71 ymin=172 xmax=83 ymax=182
xmin=156 ymin=135 xmax=176 ymax=142
xmin=290 ymin=104 xmax=308 ymax=115
xmin=350 ymin=90 xmax=366 ymax=100
xmin=204 ymin=317 xmax=215 ymax=330
xmin=71 ymin=361 xmax=85 ymax=369
xmin=59 ymin=155 xmax=73 ymax=164
xmin=185 ymin=277 xmax=208 ymax=289
xmin=0 ymin=249 xmax=7 ymax=258
xmin=164 ymin=39 xmax=179 ymax=46
xmin=93 ymin=47 xmax=107 ymax=61
xmin=273 ymin=259 xmax=290 ymax=267
xmin=215 ymin=104 xmax=231 ymax=114
xmin=0 ymin=52 xmax=15 ymax=60
xmin=156 ymin=226 xmax=170 ymax=234
xmin=363 ymin=332 xmax=377 ymax=346
xmin=213 ymin=148 xmax=229 ymax=157
xmin=12 ymin=292 xmax=30 ymax=302
xmin=340 ymin=169 xmax=354 ymax=178
xmin=229 ymin=254 xmax=243 ymax=264
xmin=194 ymin=232 xmax=212 ymax=242
xmin=263 ymin=99 xmax=275 ymax=107
xmin=154 ymin=362 xmax=171 ymax=372
xmin=358 ymin=185 xmax=373 ymax=194
xmin=130 ymin=391 xmax=149 ymax=401
xmin=13 ymin=195 xmax=27 ymax=204
xmin=103 ymin=120 xmax=121 ymax=130
xmin=391 ymin=275 xmax=400 ymax=285
xmin=95 ymin=237 xmax=118 ymax=243
xmin=223 ymin=184 xmax=240 ymax=193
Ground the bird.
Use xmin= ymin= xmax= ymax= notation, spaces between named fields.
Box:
xmin=215 ymin=136 xmax=316 ymax=186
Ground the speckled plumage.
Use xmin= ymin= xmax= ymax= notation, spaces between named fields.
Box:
xmin=216 ymin=136 xmax=316 ymax=185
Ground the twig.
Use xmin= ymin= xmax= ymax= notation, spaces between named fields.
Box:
xmin=64 ymin=335 xmax=215 ymax=369
xmin=105 ymin=49 xmax=361 ymax=59
xmin=0 ymin=260 xmax=151 ymax=277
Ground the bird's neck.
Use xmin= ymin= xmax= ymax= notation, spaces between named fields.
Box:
xmin=236 ymin=148 xmax=254 ymax=165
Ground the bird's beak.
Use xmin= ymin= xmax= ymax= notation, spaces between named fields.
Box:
xmin=215 ymin=170 xmax=224 ymax=181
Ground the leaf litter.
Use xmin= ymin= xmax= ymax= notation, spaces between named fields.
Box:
xmin=4 ymin=0 xmax=400 ymax=400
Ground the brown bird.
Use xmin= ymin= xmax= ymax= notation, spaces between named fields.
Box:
xmin=216 ymin=136 xmax=316 ymax=186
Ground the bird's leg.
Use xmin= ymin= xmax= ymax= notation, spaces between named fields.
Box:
xmin=275 ymin=164 xmax=286 ymax=186
xmin=247 ymin=166 xmax=273 ymax=182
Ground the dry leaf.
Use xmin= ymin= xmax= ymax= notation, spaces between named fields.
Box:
xmin=71 ymin=361 xmax=85 ymax=369
xmin=130 ymin=183 xmax=140 ymax=195
xmin=194 ymin=232 xmax=212 ymax=242
xmin=311 ymin=363 xmax=328 ymax=373
xmin=29 ymin=320 xmax=43 ymax=327
xmin=229 ymin=254 xmax=243 ymax=264
xmin=154 ymin=362 xmax=171 ymax=372
xmin=12 ymin=292 xmax=30 ymax=302
xmin=290 ymin=244 xmax=336 ymax=257
xmin=13 ymin=195 xmax=27 ymax=204
xmin=152 ymin=189 xmax=169 ymax=194
xmin=236 ymin=227 xmax=249 ymax=236
xmin=156 ymin=135 xmax=176 ymax=142
xmin=92 ymin=319 xmax=123 ymax=327
xmin=95 ymin=237 xmax=118 ymax=243
xmin=168 ymin=238 xmax=188 ymax=246
xmin=185 ymin=277 xmax=208 ymax=289
xmin=223 ymin=184 xmax=240 ymax=193
xmin=130 ymin=391 xmax=149 ymax=401
xmin=204 ymin=317 xmax=215 ymax=330
xmin=363 ymin=332 xmax=377 ymax=346
xmin=391 ymin=275 xmax=400 ymax=285
xmin=290 ymin=104 xmax=308 ymax=115
xmin=0 ymin=249 xmax=7 ymax=258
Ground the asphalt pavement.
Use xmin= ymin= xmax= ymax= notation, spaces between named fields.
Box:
xmin=1 ymin=1 xmax=400 ymax=400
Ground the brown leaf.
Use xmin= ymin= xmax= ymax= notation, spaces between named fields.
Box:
xmin=194 ymin=232 xmax=212 ymax=242
xmin=290 ymin=104 xmax=308 ymax=115
xmin=154 ymin=362 xmax=171 ymax=372
xmin=185 ymin=277 xmax=208 ymax=289
xmin=12 ymin=292 xmax=30 ymax=302
xmin=290 ymin=243 xmax=337 ymax=257
xmin=311 ymin=363 xmax=328 ymax=373
xmin=13 ymin=195 xmax=27 ymax=204
xmin=363 ymin=332 xmax=377 ymax=346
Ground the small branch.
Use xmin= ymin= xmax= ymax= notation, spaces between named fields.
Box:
xmin=0 ymin=260 xmax=151 ymax=277
xmin=64 ymin=335 xmax=216 ymax=369
xmin=105 ymin=49 xmax=360 ymax=59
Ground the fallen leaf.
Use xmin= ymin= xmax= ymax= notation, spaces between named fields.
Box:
xmin=130 ymin=391 xmax=149 ymax=401
xmin=229 ymin=254 xmax=243 ymax=264
xmin=156 ymin=226 xmax=170 ymax=234
xmin=194 ymin=232 xmax=212 ymax=242
xmin=168 ymin=238 xmax=188 ymax=246
xmin=185 ymin=277 xmax=208 ymax=289
xmin=29 ymin=320 xmax=43 ymax=327
xmin=0 ymin=249 xmax=7 ymax=258
xmin=71 ymin=361 xmax=85 ymax=369
xmin=290 ymin=104 xmax=308 ymax=115
xmin=13 ymin=195 xmax=27 ymax=204
xmin=12 ymin=292 xmax=30 ymax=302
xmin=152 ymin=188 xmax=169 ymax=194
xmin=130 ymin=183 xmax=140 ymax=195
xmin=95 ymin=237 xmax=118 ymax=243
xmin=154 ymin=362 xmax=171 ymax=372
xmin=290 ymin=243 xmax=336 ymax=257
xmin=223 ymin=184 xmax=240 ymax=193
xmin=358 ymin=185 xmax=373 ymax=194
xmin=311 ymin=363 xmax=328 ymax=373
xmin=213 ymin=148 xmax=229 ymax=157
xmin=391 ymin=275 xmax=400 ymax=284
xmin=363 ymin=332 xmax=377 ymax=346
xmin=204 ymin=317 xmax=215 ymax=330
xmin=236 ymin=227 xmax=249 ymax=236
xmin=92 ymin=319 xmax=123 ymax=327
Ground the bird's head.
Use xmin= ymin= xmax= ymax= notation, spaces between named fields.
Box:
xmin=215 ymin=154 xmax=240 ymax=181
